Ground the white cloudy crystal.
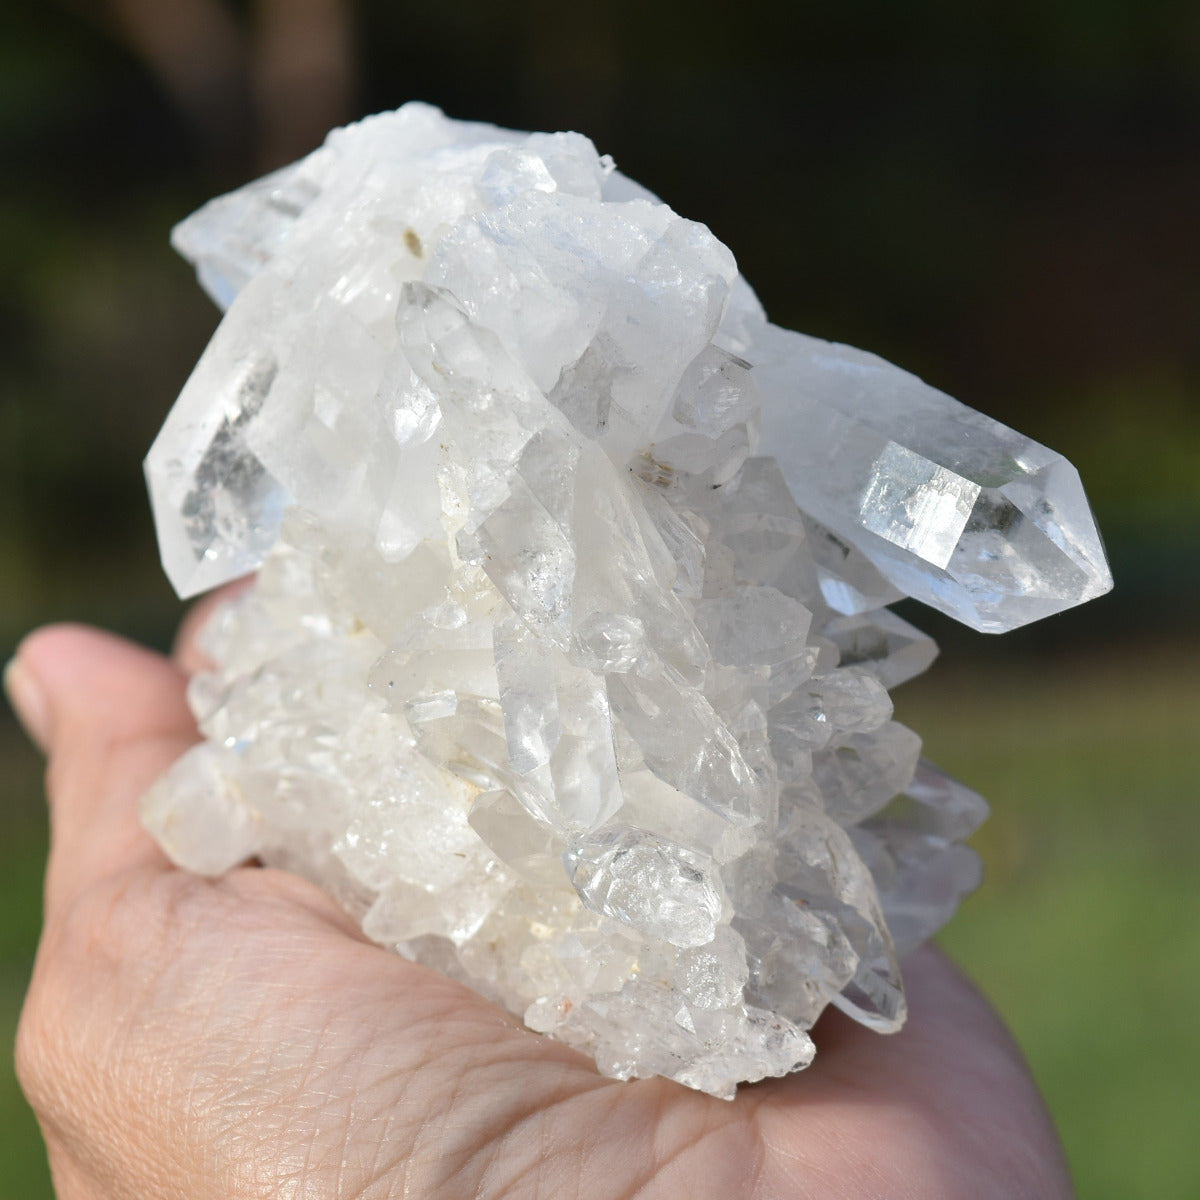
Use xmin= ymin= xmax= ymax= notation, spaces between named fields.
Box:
xmin=141 ymin=104 xmax=1111 ymax=1099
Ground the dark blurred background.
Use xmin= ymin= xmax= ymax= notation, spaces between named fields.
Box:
xmin=1 ymin=1 xmax=1197 ymax=1194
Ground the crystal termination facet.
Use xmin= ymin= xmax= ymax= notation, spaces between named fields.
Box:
xmin=141 ymin=104 xmax=1111 ymax=1099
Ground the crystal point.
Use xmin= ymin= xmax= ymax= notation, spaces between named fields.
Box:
xmin=753 ymin=327 xmax=1113 ymax=632
xmin=141 ymin=104 xmax=1111 ymax=1100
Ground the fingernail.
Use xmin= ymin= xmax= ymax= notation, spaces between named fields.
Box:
xmin=3 ymin=655 xmax=51 ymax=752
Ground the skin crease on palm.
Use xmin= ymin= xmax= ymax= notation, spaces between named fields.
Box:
xmin=7 ymin=588 xmax=1076 ymax=1200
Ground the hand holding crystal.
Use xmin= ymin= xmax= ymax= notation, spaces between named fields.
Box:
xmin=10 ymin=616 xmax=1074 ymax=1199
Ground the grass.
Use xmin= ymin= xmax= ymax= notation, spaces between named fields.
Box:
xmin=0 ymin=639 xmax=1196 ymax=1197
xmin=0 ymin=727 xmax=51 ymax=1197
xmin=898 ymin=639 xmax=1200 ymax=1199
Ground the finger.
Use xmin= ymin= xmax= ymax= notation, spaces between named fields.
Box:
xmin=754 ymin=945 xmax=1074 ymax=1197
xmin=813 ymin=944 xmax=1028 ymax=1070
xmin=12 ymin=624 xmax=199 ymax=916
xmin=173 ymin=576 xmax=255 ymax=675
xmin=781 ymin=945 xmax=1016 ymax=1086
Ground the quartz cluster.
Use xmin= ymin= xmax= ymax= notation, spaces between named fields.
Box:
xmin=142 ymin=104 xmax=1112 ymax=1098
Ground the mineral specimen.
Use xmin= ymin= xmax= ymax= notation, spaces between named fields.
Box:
xmin=141 ymin=104 xmax=1112 ymax=1098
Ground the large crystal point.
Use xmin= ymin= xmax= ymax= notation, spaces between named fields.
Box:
xmin=752 ymin=326 xmax=1113 ymax=632
xmin=144 ymin=320 xmax=290 ymax=598
xmin=141 ymin=104 xmax=1112 ymax=1100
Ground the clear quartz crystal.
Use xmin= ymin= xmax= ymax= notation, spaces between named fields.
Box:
xmin=751 ymin=327 xmax=1113 ymax=632
xmin=140 ymin=103 xmax=1112 ymax=1099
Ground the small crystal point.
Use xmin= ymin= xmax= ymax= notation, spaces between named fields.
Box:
xmin=170 ymin=157 xmax=324 ymax=309
xmin=753 ymin=326 xmax=1113 ymax=632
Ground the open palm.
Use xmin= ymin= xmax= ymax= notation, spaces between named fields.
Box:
xmin=11 ymin=617 xmax=1073 ymax=1199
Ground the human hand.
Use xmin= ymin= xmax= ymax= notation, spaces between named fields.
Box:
xmin=7 ymin=614 xmax=1074 ymax=1199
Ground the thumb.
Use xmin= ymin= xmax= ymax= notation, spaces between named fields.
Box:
xmin=7 ymin=624 xmax=196 ymax=915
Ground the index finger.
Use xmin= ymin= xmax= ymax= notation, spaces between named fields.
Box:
xmin=172 ymin=576 xmax=256 ymax=676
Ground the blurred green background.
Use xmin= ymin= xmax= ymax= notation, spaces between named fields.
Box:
xmin=1 ymin=0 xmax=1198 ymax=1194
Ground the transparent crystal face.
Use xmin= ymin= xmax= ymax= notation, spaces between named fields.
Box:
xmin=140 ymin=103 xmax=1111 ymax=1098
